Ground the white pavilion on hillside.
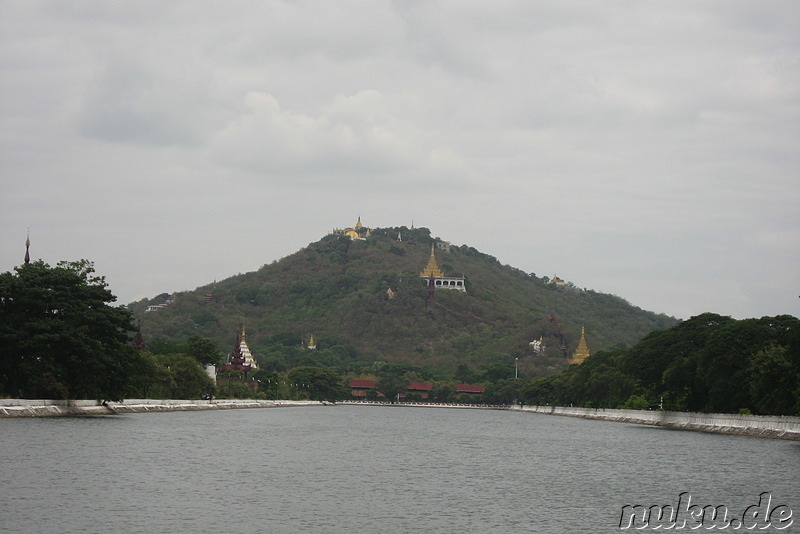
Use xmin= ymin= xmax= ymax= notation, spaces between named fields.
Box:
xmin=419 ymin=243 xmax=466 ymax=292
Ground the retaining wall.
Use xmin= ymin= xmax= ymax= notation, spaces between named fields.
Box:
xmin=0 ymin=398 xmax=326 ymax=417
xmin=510 ymin=405 xmax=800 ymax=441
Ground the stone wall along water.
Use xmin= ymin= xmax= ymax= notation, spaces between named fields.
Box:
xmin=510 ymin=405 xmax=800 ymax=440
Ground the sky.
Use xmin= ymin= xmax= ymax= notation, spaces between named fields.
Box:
xmin=1 ymin=1 xmax=798 ymax=321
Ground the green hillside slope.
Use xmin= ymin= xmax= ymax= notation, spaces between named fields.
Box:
xmin=130 ymin=227 xmax=677 ymax=376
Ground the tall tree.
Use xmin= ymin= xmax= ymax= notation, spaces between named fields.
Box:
xmin=287 ymin=366 xmax=347 ymax=401
xmin=0 ymin=260 xmax=144 ymax=400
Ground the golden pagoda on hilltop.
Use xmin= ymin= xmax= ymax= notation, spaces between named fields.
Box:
xmin=420 ymin=244 xmax=444 ymax=278
xmin=419 ymin=243 xmax=466 ymax=293
xmin=569 ymin=326 xmax=590 ymax=365
xmin=332 ymin=216 xmax=370 ymax=240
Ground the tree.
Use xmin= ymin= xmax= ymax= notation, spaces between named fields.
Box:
xmin=186 ymin=336 xmax=223 ymax=366
xmin=287 ymin=366 xmax=347 ymax=401
xmin=749 ymin=345 xmax=796 ymax=415
xmin=376 ymin=374 xmax=407 ymax=402
xmin=0 ymin=260 xmax=145 ymax=400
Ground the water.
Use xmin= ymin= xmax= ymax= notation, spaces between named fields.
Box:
xmin=1 ymin=406 xmax=798 ymax=533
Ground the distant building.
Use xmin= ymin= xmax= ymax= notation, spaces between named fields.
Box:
xmin=238 ymin=324 xmax=258 ymax=369
xmin=349 ymin=379 xmax=377 ymax=399
xmin=569 ymin=326 xmax=591 ymax=365
xmin=405 ymin=382 xmax=433 ymax=400
xmin=529 ymin=336 xmax=546 ymax=354
xmin=420 ymin=243 xmax=466 ymax=293
xmin=217 ymin=331 xmax=253 ymax=380
xmin=331 ymin=216 xmax=371 ymax=240
xmin=456 ymin=384 xmax=486 ymax=400
xmin=145 ymin=294 xmax=176 ymax=312
xmin=217 ymin=324 xmax=257 ymax=381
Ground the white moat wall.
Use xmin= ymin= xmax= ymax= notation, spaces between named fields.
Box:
xmin=2 ymin=399 xmax=798 ymax=441
xmin=0 ymin=398 xmax=325 ymax=417
xmin=509 ymin=405 xmax=800 ymax=441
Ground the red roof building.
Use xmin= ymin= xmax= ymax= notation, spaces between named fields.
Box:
xmin=456 ymin=384 xmax=486 ymax=399
xmin=405 ymin=382 xmax=433 ymax=399
xmin=349 ymin=379 xmax=377 ymax=398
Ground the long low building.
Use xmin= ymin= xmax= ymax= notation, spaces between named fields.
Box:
xmin=348 ymin=380 xmax=486 ymax=401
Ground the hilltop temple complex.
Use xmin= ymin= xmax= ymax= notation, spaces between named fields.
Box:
xmin=419 ymin=243 xmax=466 ymax=292
xmin=331 ymin=216 xmax=371 ymax=240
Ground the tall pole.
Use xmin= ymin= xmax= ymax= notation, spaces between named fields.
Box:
xmin=515 ymin=357 xmax=519 ymax=379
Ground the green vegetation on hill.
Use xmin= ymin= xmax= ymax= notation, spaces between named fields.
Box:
xmin=131 ymin=227 xmax=677 ymax=377
xmin=2 ymin=249 xmax=797 ymax=415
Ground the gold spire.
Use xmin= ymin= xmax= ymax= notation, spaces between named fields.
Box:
xmin=355 ymin=216 xmax=363 ymax=229
xmin=308 ymin=333 xmax=316 ymax=350
xmin=569 ymin=326 xmax=591 ymax=365
xmin=420 ymin=243 xmax=444 ymax=278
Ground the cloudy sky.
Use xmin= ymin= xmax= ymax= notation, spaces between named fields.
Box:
xmin=1 ymin=1 xmax=798 ymax=321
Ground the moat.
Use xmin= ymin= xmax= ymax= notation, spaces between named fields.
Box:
xmin=2 ymin=405 xmax=797 ymax=533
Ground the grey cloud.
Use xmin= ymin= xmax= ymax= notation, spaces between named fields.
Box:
xmin=1 ymin=0 xmax=798 ymax=320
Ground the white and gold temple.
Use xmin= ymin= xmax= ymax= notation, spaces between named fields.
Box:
xmin=420 ymin=243 xmax=466 ymax=292
xmin=239 ymin=324 xmax=258 ymax=369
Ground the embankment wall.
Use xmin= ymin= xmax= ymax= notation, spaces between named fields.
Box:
xmin=0 ymin=398 xmax=325 ymax=417
xmin=510 ymin=405 xmax=800 ymax=441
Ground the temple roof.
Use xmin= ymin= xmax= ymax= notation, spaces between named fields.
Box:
xmin=420 ymin=244 xmax=444 ymax=278
xmin=569 ymin=326 xmax=591 ymax=365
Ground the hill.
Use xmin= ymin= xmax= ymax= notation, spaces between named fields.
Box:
xmin=130 ymin=226 xmax=677 ymax=377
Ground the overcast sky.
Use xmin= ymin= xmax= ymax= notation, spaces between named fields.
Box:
xmin=1 ymin=1 xmax=798 ymax=321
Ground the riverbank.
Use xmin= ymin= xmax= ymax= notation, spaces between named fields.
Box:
xmin=0 ymin=398 xmax=327 ymax=417
xmin=510 ymin=405 xmax=800 ymax=441
xmin=4 ymin=400 xmax=799 ymax=441
xmin=339 ymin=400 xmax=507 ymax=409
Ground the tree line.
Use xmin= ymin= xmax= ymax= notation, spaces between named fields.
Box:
xmin=522 ymin=313 xmax=800 ymax=415
xmin=2 ymin=261 xmax=797 ymax=415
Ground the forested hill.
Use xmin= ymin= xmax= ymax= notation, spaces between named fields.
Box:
xmin=130 ymin=226 xmax=677 ymax=376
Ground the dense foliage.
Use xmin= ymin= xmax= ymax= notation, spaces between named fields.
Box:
xmin=132 ymin=227 xmax=677 ymax=377
xmin=0 ymin=260 xmax=145 ymax=400
xmin=3 ymin=256 xmax=795 ymax=415
xmin=136 ymin=336 xmax=219 ymax=399
xmin=522 ymin=313 xmax=800 ymax=415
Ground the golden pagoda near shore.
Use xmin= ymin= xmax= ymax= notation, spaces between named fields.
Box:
xmin=569 ymin=326 xmax=590 ymax=365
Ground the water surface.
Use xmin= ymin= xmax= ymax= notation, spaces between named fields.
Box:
xmin=1 ymin=406 xmax=797 ymax=533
